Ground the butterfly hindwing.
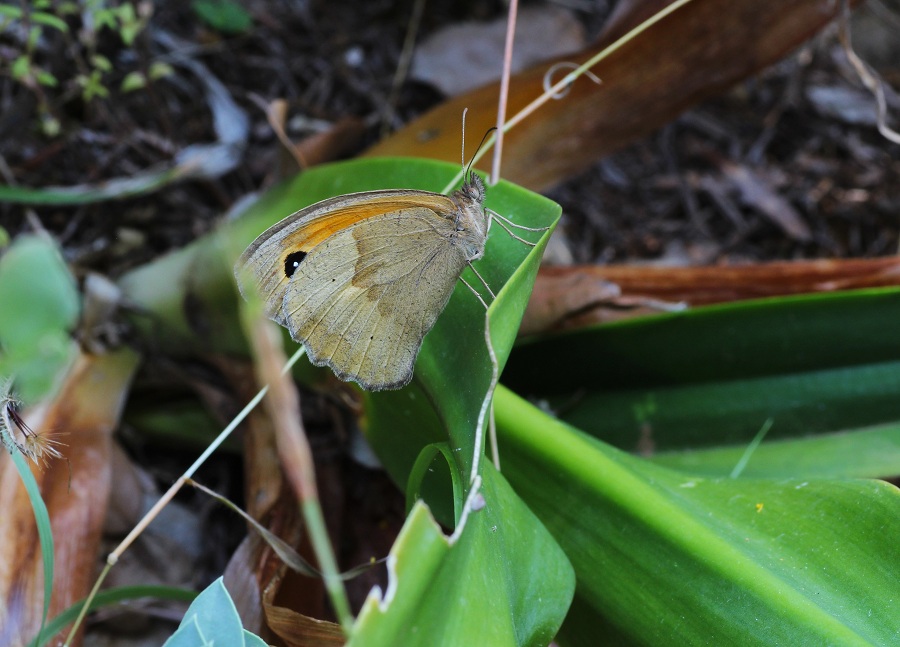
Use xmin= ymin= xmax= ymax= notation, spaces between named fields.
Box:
xmin=283 ymin=208 xmax=468 ymax=390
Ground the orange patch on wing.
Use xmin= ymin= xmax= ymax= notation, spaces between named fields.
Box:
xmin=291 ymin=194 xmax=454 ymax=252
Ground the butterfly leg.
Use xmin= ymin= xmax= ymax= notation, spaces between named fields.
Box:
xmin=466 ymin=262 xmax=495 ymax=301
xmin=487 ymin=209 xmax=548 ymax=247
xmin=459 ymin=275 xmax=490 ymax=309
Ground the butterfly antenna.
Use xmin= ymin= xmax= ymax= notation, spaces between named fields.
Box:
xmin=465 ymin=127 xmax=498 ymax=183
xmin=461 ymin=108 xmax=468 ymax=171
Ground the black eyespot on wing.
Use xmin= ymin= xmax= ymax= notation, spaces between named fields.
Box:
xmin=284 ymin=251 xmax=307 ymax=278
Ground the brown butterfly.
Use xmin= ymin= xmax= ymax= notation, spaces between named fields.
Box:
xmin=235 ymin=169 xmax=514 ymax=391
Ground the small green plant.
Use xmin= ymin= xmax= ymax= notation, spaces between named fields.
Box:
xmin=120 ymin=60 xmax=174 ymax=93
xmin=0 ymin=0 xmax=160 ymax=136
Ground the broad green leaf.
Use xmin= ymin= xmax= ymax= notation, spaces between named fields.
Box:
xmin=351 ymin=463 xmax=574 ymax=647
xmin=505 ymin=288 xmax=900 ymax=479
xmin=243 ymin=629 xmax=268 ymax=647
xmin=164 ymin=618 xmax=208 ymax=647
xmin=495 ymin=386 xmax=900 ymax=646
xmin=650 ymin=420 xmax=900 ymax=479
xmin=0 ymin=235 xmax=79 ymax=402
xmin=163 ymin=577 xmax=254 ymax=647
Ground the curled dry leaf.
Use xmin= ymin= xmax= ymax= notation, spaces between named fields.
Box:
xmin=522 ymin=257 xmax=900 ymax=333
xmin=369 ymin=0 xmax=864 ymax=191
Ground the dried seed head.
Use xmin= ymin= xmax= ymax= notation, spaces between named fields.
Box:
xmin=0 ymin=378 xmax=65 ymax=467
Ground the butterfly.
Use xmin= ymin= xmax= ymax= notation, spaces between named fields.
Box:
xmin=235 ymin=166 xmax=541 ymax=391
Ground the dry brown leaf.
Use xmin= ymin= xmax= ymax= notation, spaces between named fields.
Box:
xmin=264 ymin=571 xmax=346 ymax=647
xmin=0 ymin=349 xmax=139 ymax=647
xmin=367 ymin=0 xmax=863 ymax=191
xmin=410 ymin=5 xmax=585 ymax=96
xmin=523 ymin=257 xmax=900 ymax=333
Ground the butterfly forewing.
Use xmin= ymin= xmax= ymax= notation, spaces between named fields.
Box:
xmin=284 ymin=208 xmax=468 ymax=390
xmin=235 ymin=190 xmax=457 ymax=325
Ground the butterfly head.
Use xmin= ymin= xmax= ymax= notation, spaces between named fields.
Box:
xmin=449 ymin=173 xmax=489 ymax=262
xmin=459 ymin=172 xmax=486 ymax=204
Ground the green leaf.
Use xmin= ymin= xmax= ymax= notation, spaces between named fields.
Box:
xmin=77 ymin=70 xmax=109 ymax=101
xmin=191 ymin=0 xmax=252 ymax=34
xmin=114 ymin=2 xmax=144 ymax=46
xmin=650 ymin=420 xmax=900 ymax=478
xmin=121 ymin=63 xmax=174 ymax=93
xmin=0 ymin=235 xmax=79 ymax=402
xmin=27 ymin=25 xmax=41 ymax=48
xmin=351 ymin=463 xmax=574 ymax=646
xmin=495 ymin=386 xmax=900 ymax=646
xmin=164 ymin=618 xmax=208 ymax=647
xmin=0 ymin=6 xmax=24 ymax=20
xmin=163 ymin=577 xmax=260 ymax=646
xmin=115 ymin=2 xmax=137 ymax=24
xmin=505 ymin=288 xmax=900 ymax=479
xmin=29 ymin=585 xmax=197 ymax=647
xmin=243 ymin=630 xmax=268 ymax=647
xmin=92 ymin=8 xmax=117 ymax=32
xmin=9 ymin=448 xmax=54 ymax=646
xmin=34 ymin=69 xmax=57 ymax=87
xmin=148 ymin=61 xmax=174 ymax=80
xmin=90 ymin=53 xmax=112 ymax=72
xmin=11 ymin=55 xmax=31 ymax=81
xmin=120 ymin=70 xmax=146 ymax=93
xmin=30 ymin=11 xmax=68 ymax=32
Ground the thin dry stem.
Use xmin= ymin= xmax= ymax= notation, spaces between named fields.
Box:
xmin=247 ymin=315 xmax=353 ymax=632
xmin=491 ymin=0 xmax=520 ymax=184
xmin=838 ymin=0 xmax=900 ymax=144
